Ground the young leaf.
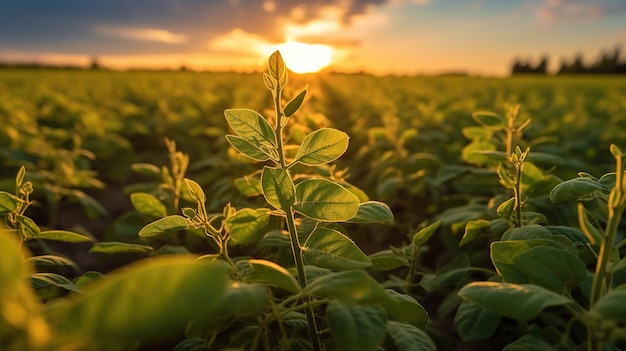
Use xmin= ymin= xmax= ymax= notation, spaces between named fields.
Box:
xmin=226 ymin=208 xmax=271 ymax=246
xmin=268 ymin=50 xmax=287 ymax=85
xmin=293 ymin=179 xmax=359 ymax=222
xmin=138 ymin=215 xmax=188 ymax=238
xmin=0 ymin=191 xmax=19 ymax=213
xmin=458 ymin=282 xmax=571 ymax=320
xmin=348 ymin=201 xmax=394 ymax=224
xmin=293 ymin=128 xmax=349 ymax=166
xmin=460 ymin=219 xmax=490 ymax=246
xmin=283 ymin=86 xmax=308 ymax=118
xmin=454 ymin=300 xmax=501 ymax=342
xmin=16 ymin=214 xmax=41 ymax=239
xmin=386 ymin=321 xmax=436 ymax=351
xmin=224 ymin=108 xmax=276 ymax=148
xmin=261 ymin=166 xmax=295 ymax=210
xmin=412 ymin=220 xmax=441 ymax=246
xmin=184 ymin=178 xmax=206 ymax=205
xmin=246 ymin=259 xmax=301 ymax=293
xmin=131 ymin=192 xmax=167 ymax=218
xmin=263 ymin=72 xmax=275 ymax=91
xmin=302 ymin=227 xmax=371 ymax=270
xmin=226 ymin=135 xmax=274 ymax=161
xmin=60 ymin=256 xmax=227 ymax=341
xmin=37 ymin=230 xmax=94 ymax=243
xmin=89 ymin=242 xmax=154 ymax=254
xmin=326 ymin=301 xmax=387 ymax=351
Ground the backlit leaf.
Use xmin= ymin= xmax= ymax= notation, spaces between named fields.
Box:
xmin=303 ymin=227 xmax=371 ymax=270
xmin=261 ymin=166 xmax=295 ymax=210
xmin=226 ymin=208 xmax=271 ymax=246
xmin=348 ymin=201 xmax=394 ymax=223
xmin=37 ymin=230 xmax=94 ymax=243
xmin=247 ymin=259 xmax=301 ymax=293
xmin=226 ymin=135 xmax=274 ymax=161
xmin=131 ymin=192 xmax=167 ymax=218
xmin=294 ymin=179 xmax=359 ymax=222
xmin=284 ymin=86 xmax=307 ymax=118
xmin=224 ymin=108 xmax=276 ymax=148
xmin=412 ymin=220 xmax=441 ymax=246
xmin=472 ymin=111 xmax=506 ymax=130
xmin=303 ymin=270 xmax=388 ymax=303
xmin=31 ymin=272 xmax=81 ymax=292
xmin=293 ymin=128 xmax=349 ymax=166
xmin=0 ymin=191 xmax=19 ymax=213
xmin=89 ymin=242 xmax=154 ymax=254
xmin=138 ymin=215 xmax=188 ymax=238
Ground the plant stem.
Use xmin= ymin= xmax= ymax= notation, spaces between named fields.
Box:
xmin=514 ymin=163 xmax=523 ymax=228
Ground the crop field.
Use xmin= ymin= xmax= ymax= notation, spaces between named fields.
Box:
xmin=1 ymin=55 xmax=626 ymax=351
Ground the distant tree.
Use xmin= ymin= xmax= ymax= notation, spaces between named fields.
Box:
xmin=90 ymin=56 xmax=100 ymax=70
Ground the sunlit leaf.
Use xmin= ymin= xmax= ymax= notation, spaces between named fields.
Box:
xmin=226 ymin=208 xmax=271 ymax=246
xmin=293 ymin=128 xmax=349 ymax=166
xmin=284 ymin=86 xmax=307 ymax=117
xmin=89 ymin=242 xmax=154 ymax=254
xmin=348 ymin=201 xmax=394 ymax=224
xmin=293 ymin=179 xmax=359 ymax=222
xmin=37 ymin=230 xmax=94 ymax=243
xmin=138 ymin=215 xmax=188 ymax=238
xmin=261 ymin=166 xmax=295 ymax=210
xmin=246 ymin=259 xmax=301 ymax=293
xmin=226 ymin=135 xmax=274 ymax=161
xmin=131 ymin=192 xmax=167 ymax=218
xmin=303 ymin=227 xmax=371 ymax=270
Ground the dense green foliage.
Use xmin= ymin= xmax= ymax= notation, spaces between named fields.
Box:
xmin=1 ymin=60 xmax=626 ymax=351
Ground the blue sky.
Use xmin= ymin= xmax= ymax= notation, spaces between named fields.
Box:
xmin=1 ymin=0 xmax=625 ymax=75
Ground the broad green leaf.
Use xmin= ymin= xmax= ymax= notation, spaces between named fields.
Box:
xmin=303 ymin=270 xmax=388 ymax=303
xmin=261 ymin=166 xmax=295 ymax=210
xmin=412 ymin=220 xmax=441 ymax=246
xmin=326 ymin=301 xmax=387 ymax=351
xmin=283 ymin=311 xmax=308 ymax=329
xmin=37 ymin=230 xmax=94 ymax=243
xmin=462 ymin=126 xmax=492 ymax=140
xmin=0 ymin=191 xmax=19 ymax=213
xmin=501 ymin=225 xmax=552 ymax=241
xmin=368 ymin=249 xmax=409 ymax=271
xmin=348 ymin=201 xmax=394 ymax=224
xmin=212 ymin=282 xmax=269 ymax=317
xmin=172 ymin=337 xmax=205 ymax=351
xmin=130 ymin=192 xmax=167 ymax=218
xmin=472 ymin=111 xmax=505 ymax=130
xmin=226 ymin=135 xmax=274 ymax=161
xmin=234 ymin=175 xmax=263 ymax=197
xmin=303 ymin=227 xmax=371 ymax=270
xmin=293 ymin=128 xmax=349 ymax=166
xmin=513 ymin=246 xmax=587 ymax=293
xmin=184 ymin=178 xmax=206 ymax=205
xmin=550 ymin=177 xmax=603 ymax=203
xmin=89 ymin=242 xmax=154 ymax=254
xmin=421 ymin=255 xmax=470 ymax=292
xmin=61 ymin=256 xmax=227 ymax=341
xmin=0 ymin=230 xmax=29 ymax=293
xmin=28 ymin=255 xmax=78 ymax=269
xmin=224 ymin=108 xmax=276 ymax=148
xmin=386 ymin=321 xmax=436 ymax=351
xmin=458 ymin=282 xmax=571 ymax=320
xmin=257 ymin=229 xmax=291 ymax=249
xmin=73 ymin=271 xmax=104 ymax=289
xmin=138 ymin=215 xmax=188 ymax=238
xmin=294 ymin=179 xmax=359 ymax=222
xmin=502 ymin=335 xmax=554 ymax=351
xmin=284 ymin=86 xmax=307 ymax=118
xmin=16 ymin=214 xmax=40 ymax=239
xmin=268 ymin=50 xmax=287 ymax=85
xmin=247 ymin=259 xmax=301 ymax=293
xmin=226 ymin=208 xmax=270 ymax=246
xmin=460 ymin=219 xmax=490 ymax=246
xmin=31 ymin=272 xmax=81 ymax=292
xmin=491 ymin=239 xmax=567 ymax=283
xmin=591 ymin=284 xmax=626 ymax=322
xmin=454 ymin=300 xmax=501 ymax=342
xmin=382 ymin=289 xmax=429 ymax=329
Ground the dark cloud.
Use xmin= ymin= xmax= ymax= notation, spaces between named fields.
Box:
xmin=0 ymin=0 xmax=389 ymax=55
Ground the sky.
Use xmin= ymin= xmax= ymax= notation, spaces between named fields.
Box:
xmin=1 ymin=0 xmax=626 ymax=76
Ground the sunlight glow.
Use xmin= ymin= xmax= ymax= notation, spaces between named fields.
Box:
xmin=268 ymin=41 xmax=333 ymax=73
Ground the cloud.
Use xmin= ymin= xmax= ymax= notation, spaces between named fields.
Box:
xmin=94 ymin=26 xmax=188 ymax=44
xmin=536 ymin=0 xmax=626 ymax=23
xmin=207 ymin=29 xmax=272 ymax=55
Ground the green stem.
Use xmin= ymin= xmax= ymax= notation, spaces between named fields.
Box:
xmin=514 ymin=163 xmax=523 ymax=228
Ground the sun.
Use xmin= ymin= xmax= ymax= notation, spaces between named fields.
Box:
xmin=270 ymin=41 xmax=333 ymax=74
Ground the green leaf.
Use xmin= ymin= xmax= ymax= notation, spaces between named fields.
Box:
xmin=31 ymin=272 xmax=81 ymax=292
xmin=412 ymin=220 xmax=441 ymax=246
xmin=303 ymin=270 xmax=388 ymax=303
xmin=234 ymin=175 xmax=263 ymax=197
xmin=226 ymin=135 xmax=274 ymax=161
xmin=454 ymin=300 xmax=501 ymax=342
xmin=131 ymin=163 xmax=161 ymax=176
xmin=293 ymin=128 xmax=349 ymax=166
xmin=513 ymin=246 xmax=587 ymax=293
xmin=497 ymin=197 xmax=516 ymax=219
xmin=261 ymin=166 xmax=295 ymax=210
xmin=471 ymin=111 xmax=506 ymax=130
xmin=61 ymin=256 xmax=227 ymax=341
xmin=212 ymin=282 xmax=269 ymax=317
xmin=501 ymin=225 xmax=552 ymax=241
xmin=246 ymin=259 xmax=301 ymax=293
xmin=348 ymin=201 xmax=394 ymax=224
xmin=172 ymin=337 xmax=206 ymax=351
xmin=303 ymin=227 xmax=371 ymax=270
xmin=502 ymin=335 xmax=554 ymax=351
xmin=0 ymin=230 xmax=29 ymax=293
xmin=268 ymin=50 xmax=287 ymax=85
xmin=225 ymin=108 xmax=276 ymax=149
xmin=16 ymin=214 xmax=40 ymax=239
xmin=89 ymin=242 xmax=154 ymax=254
xmin=226 ymin=208 xmax=270 ymax=246
xmin=491 ymin=239 xmax=567 ymax=283
xmin=294 ymin=179 xmax=359 ymax=222
xmin=382 ymin=289 xmax=429 ymax=329
xmin=591 ymin=284 xmax=626 ymax=322
xmin=421 ymin=255 xmax=470 ymax=292
xmin=37 ymin=230 xmax=94 ymax=243
xmin=326 ymin=301 xmax=387 ymax=351
xmin=28 ymin=255 xmax=78 ymax=269
xmin=386 ymin=321 xmax=437 ymax=351
xmin=368 ymin=249 xmax=409 ymax=271
xmin=138 ymin=215 xmax=188 ymax=238
xmin=284 ymin=86 xmax=307 ymax=118
xmin=458 ymin=282 xmax=571 ymax=320
xmin=550 ymin=177 xmax=603 ymax=203
xmin=460 ymin=219 xmax=490 ymax=246
xmin=0 ymin=191 xmax=19 ymax=213
xmin=130 ymin=192 xmax=167 ymax=218
xmin=184 ymin=178 xmax=206 ymax=205
xmin=263 ymin=72 xmax=275 ymax=91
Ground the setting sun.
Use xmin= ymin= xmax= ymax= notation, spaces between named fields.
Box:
xmin=269 ymin=41 xmax=333 ymax=74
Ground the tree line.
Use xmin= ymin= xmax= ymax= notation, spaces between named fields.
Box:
xmin=511 ymin=46 xmax=626 ymax=75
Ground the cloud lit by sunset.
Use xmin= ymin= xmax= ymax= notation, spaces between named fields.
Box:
xmin=0 ymin=0 xmax=625 ymax=75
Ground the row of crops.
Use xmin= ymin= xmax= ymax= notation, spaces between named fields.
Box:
xmin=1 ymin=59 xmax=626 ymax=351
